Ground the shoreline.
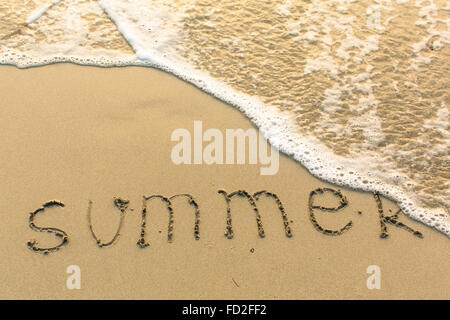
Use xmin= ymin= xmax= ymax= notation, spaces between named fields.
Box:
xmin=3 ymin=59 xmax=448 ymax=237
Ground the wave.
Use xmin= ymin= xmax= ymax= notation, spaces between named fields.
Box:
xmin=1 ymin=0 xmax=449 ymax=236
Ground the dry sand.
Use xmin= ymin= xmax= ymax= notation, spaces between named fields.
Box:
xmin=0 ymin=64 xmax=448 ymax=299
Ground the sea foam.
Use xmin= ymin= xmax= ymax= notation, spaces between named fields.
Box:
xmin=1 ymin=0 xmax=449 ymax=236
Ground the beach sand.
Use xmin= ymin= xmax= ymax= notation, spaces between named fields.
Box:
xmin=0 ymin=64 xmax=448 ymax=299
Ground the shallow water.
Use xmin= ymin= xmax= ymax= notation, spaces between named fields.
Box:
xmin=0 ymin=0 xmax=449 ymax=235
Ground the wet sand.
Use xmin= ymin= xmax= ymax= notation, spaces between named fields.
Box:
xmin=0 ymin=64 xmax=448 ymax=299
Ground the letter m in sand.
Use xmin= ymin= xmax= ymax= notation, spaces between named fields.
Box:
xmin=218 ymin=189 xmax=293 ymax=239
xmin=137 ymin=194 xmax=200 ymax=248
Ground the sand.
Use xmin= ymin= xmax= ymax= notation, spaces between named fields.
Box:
xmin=0 ymin=64 xmax=448 ymax=299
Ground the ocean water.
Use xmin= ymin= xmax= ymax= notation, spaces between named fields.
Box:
xmin=1 ymin=0 xmax=449 ymax=236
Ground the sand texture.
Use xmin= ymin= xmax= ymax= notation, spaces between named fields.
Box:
xmin=0 ymin=64 xmax=448 ymax=299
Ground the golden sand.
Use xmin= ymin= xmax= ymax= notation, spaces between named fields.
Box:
xmin=0 ymin=64 xmax=448 ymax=299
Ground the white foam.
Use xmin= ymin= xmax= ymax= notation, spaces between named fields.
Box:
xmin=26 ymin=0 xmax=61 ymax=24
xmin=96 ymin=0 xmax=450 ymax=236
xmin=277 ymin=0 xmax=292 ymax=17
xmin=1 ymin=0 xmax=449 ymax=236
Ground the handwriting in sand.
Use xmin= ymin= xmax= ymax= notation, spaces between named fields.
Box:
xmin=26 ymin=188 xmax=423 ymax=254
